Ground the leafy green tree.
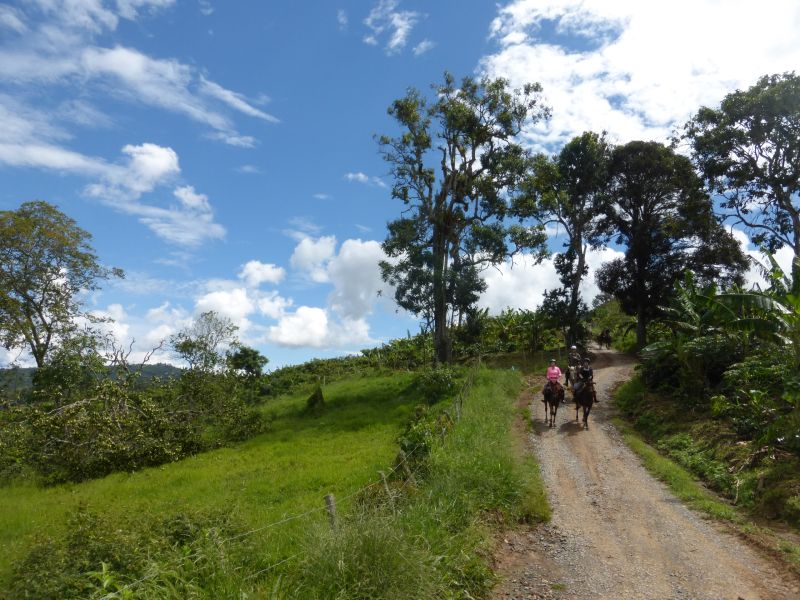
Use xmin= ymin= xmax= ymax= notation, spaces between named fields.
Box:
xmin=517 ymin=131 xmax=611 ymax=345
xmin=227 ymin=345 xmax=268 ymax=378
xmin=379 ymin=73 xmax=549 ymax=363
xmin=170 ymin=311 xmax=238 ymax=373
xmin=0 ymin=201 xmax=122 ymax=367
xmin=596 ymin=141 xmax=747 ymax=349
xmin=684 ymin=72 xmax=800 ymax=279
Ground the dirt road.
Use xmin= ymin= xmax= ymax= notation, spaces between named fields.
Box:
xmin=494 ymin=349 xmax=800 ymax=600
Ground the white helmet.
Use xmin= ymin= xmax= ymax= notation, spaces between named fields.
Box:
xmin=570 ymin=345 xmax=577 ymax=350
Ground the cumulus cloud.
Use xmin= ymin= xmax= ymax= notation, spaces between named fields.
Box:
xmin=290 ymin=235 xmax=337 ymax=283
xmin=238 ymin=260 xmax=286 ymax=287
xmin=267 ymin=307 xmax=373 ymax=348
xmin=327 ymin=239 xmax=388 ymax=319
xmin=481 ymin=0 xmax=800 ymax=149
xmin=478 ymin=246 xmax=625 ymax=314
xmin=267 ymin=306 xmax=329 ymax=347
xmin=195 ymin=287 xmax=256 ymax=324
xmin=363 ymin=0 xmax=421 ymax=54
xmin=258 ymin=290 xmax=293 ymax=319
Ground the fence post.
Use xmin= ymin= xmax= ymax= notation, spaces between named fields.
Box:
xmin=379 ymin=470 xmax=394 ymax=510
xmin=397 ymin=450 xmax=416 ymax=486
xmin=324 ymin=493 xmax=337 ymax=530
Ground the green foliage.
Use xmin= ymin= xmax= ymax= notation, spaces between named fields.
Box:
xmin=685 ymin=72 xmax=800 ymax=262
xmin=0 ymin=201 xmax=122 ymax=367
xmin=170 ymin=311 xmax=238 ymax=373
xmin=304 ymin=385 xmax=325 ymax=415
xmin=380 ymin=73 xmax=549 ymax=363
xmin=516 ymin=131 xmax=611 ymax=345
xmin=293 ymin=512 xmax=442 ymax=600
xmin=8 ymin=507 xmax=256 ymax=600
xmin=596 ymin=141 xmax=747 ymax=348
xmin=415 ymin=366 xmax=458 ymax=404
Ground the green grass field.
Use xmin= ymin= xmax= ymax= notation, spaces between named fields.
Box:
xmin=0 ymin=373 xmax=417 ymax=589
xmin=1 ymin=364 xmax=550 ymax=598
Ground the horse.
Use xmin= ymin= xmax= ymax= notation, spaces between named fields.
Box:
xmin=572 ymin=381 xmax=596 ymax=429
xmin=542 ymin=381 xmax=565 ymax=428
xmin=564 ymin=364 xmax=576 ymax=387
xmin=597 ymin=329 xmax=612 ymax=349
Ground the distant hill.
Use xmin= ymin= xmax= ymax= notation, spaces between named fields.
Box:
xmin=0 ymin=363 xmax=183 ymax=393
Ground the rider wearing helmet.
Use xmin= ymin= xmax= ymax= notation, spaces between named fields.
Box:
xmin=574 ymin=357 xmax=598 ymax=402
xmin=543 ymin=358 xmax=562 ymax=396
xmin=568 ymin=345 xmax=582 ymax=368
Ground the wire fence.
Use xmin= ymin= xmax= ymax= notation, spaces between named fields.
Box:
xmin=103 ymin=358 xmax=483 ymax=598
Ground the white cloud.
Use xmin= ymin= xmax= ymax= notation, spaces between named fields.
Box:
xmin=337 ymin=8 xmax=348 ymax=29
xmin=237 ymin=164 xmax=262 ymax=174
xmin=344 ymin=171 xmax=387 ymax=188
xmin=198 ymin=0 xmax=214 ymax=16
xmin=478 ymin=246 xmax=625 ymax=314
xmin=266 ymin=307 xmax=373 ymax=348
xmin=313 ymin=192 xmax=331 ymax=200
xmin=268 ymin=306 xmax=329 ymax=347
xmin=290 ymin=235 xmax=337 ymax=283
xmin=195 ymin=287 xmax=255 ymax=325
xmin=413 ymin=39 xmax=434 ymax=56
xmin=481 ymin=0 xmax=800 ymax=150
xmin=80 ymin=144 xmax=225 ymax=247
xmin=199 ymin=77 xmax=279 ymax=123
xmin=258 ymin=290 xmax=293 ymax=319
xmin=0 ymin=5 xmax=27 ymax=33
xmin=238 ymin=260 xmax=286 ymax=287
xmin=363 ymin=0 xmax=420 ymax=54
xmin=327 ymin=239 xmax=388 ymax=319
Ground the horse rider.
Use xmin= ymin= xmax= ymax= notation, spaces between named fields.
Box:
xmin=573 ymin=357 xmax=598 ymax=403
xmin=567 ymin=345 xmax=581 ymax=383
xmin=543 ymin=358 xmax=562 ymax=397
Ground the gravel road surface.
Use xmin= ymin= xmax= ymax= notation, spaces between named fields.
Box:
xmin=493 ymin=349 xmax=800 ymax=600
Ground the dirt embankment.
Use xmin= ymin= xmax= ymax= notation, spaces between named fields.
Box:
xmin=494 ymin=349 xmax=800 ymax=600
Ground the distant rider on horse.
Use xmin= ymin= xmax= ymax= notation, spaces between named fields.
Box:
xmin=566 ymin=345 xmax=581 ymax=385
xmin=568 ymin=345 xmax=582 ymax=369
xmin=573 ymin=357 xmax=598 ymax=403
xmin=543 ymin=358 xmax=562 ymax=397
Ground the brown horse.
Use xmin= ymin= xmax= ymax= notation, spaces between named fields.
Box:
xmin=597 ymin=329 xmax=612 ymax=349
xmin=542 ymin=381 xmax=564 ymax=428
xmin=572 ymin=381 xmax=596 ymax=429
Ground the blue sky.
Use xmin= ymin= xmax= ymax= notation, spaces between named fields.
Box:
xmin=1 ymin=0 xmax=799 ymax=368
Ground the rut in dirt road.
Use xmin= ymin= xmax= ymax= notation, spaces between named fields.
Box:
xmin=494 ymin=349 xmax=800 ymax=600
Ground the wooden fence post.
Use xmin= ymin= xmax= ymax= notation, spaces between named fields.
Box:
xmin=379 ymin=470 xmax=394 ymax=510
xmin=324 ymin=493 xmax=337 ymax=530
xmin=397 ymin=450 xmax=416 ymax=486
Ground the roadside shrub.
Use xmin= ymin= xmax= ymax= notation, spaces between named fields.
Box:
xmin=396 ymin=404 xmax=453 ymax=472
xmin=26 ymin=382 xmax=204 ymax=483
xmin=292 ymin=511 xmax=443 ymax=599
xmin=8 ymin=507 xmax=256 ymax=600
xmin=415 ymin=366 xmax=458 ymax=404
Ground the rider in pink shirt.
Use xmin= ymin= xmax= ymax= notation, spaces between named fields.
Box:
xmin=544 ymin=359 xmax=562 ymax=394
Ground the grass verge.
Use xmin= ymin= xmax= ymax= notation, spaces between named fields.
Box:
xmin=278 ymin=366 xmax=550 ymax=598
xmin=613 ymin=377 xmax=800 ymax=571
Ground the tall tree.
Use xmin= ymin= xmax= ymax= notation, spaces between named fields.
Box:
xmin=684 ymin=72 xmax=800 ymax=279
xmin=516 ymin=131 xmax=612 ymax=345
xmin=0 ymin=201 xmax=121 ymax=367
xmin=379 ymin=73 xmax=549 ymax=363
xmin=596 ymin=141 xmax=746 ymax=349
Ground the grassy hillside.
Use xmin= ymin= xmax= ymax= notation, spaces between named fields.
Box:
xmin=0 ymin=373 xmax=417 ymax=590
xmin=0 ymin=362 xmax=549 ymax=598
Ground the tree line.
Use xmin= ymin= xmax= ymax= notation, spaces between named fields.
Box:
xmin=380 ymin=72 xmax=800 ymax=361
